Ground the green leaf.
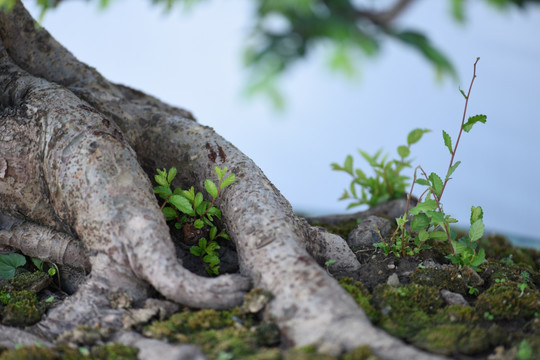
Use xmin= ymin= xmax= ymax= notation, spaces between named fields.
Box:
xmin=418 ymin=230 xmax=429 ymax=242
xmin=167 ymin=167 xmax=177 ymax=184
xmin=338 ymin=189 xmax=350 ymax=200
xmin=219 ymin=232 xmax=231 ymax=240
xmin=409 ymin=199 xmax=438 ymax=215
xmin=215 ymin=166 xmax=225 ymax=181
xmin=451 ymin=240 xmax=468 ymax=255
xmin=182 ymin=187 xmax=195 ymax=202
xmin=0 ymin=253 xmax=26 ymax=280
xmin=470 ymin=248 xmax=486 ymax=268
xmin=427 ymin=211 xmax=445 ymax=226
xmin=344 ymin=155 xmax=353 ymax=175
xmin=411 ymin=213 xmax=430 ymax=231
xmin=221 ymin=173 xmax=236 ymax=189
xmin=349 ymin=182 xmax=357 ymax=199
xmin=415 ymin=179 xmax=430 ymax=186
xmin=190 ymin=246 xmax=202 ymax=256
xmin=470 ymin=206 xmax=483 ymax=224
xmin=206 ymin=241 xmax=220 ymax=253
xmin=153 ymin=186 xmax=172 ymax=199
xmin=209 ymin=226 xmax=217 ymax=240
xmin=451 ymin=0 xmax=466 ymax=22
xmin=359 ymin=149 xmax=376 ymax=167
xmin=429 ymin=172 xmax=443 ymax=198
xmin=203 ymin=254 xmax=220 ymax=266
xmin=205 ymin=179 xmax=219 ymax=199
xmin=330 ymin=163 xmax=343 ymax=171
xmin=169 ymin=195 xmax=194 ymax=215
xmin=203 ymin=216 xmax=213 ymax=227
xmin=429 ymin=231 xmax=448 ymax=241
xmin=459 ymin=87 xmax=467 ymax=99
xmin=463 ymin=114 xmax=487 ymax=133
xmin=355 ymin=169 xmax=366 ymax=180
xmin=397 ymin=145 xmax=410 ymax=159
xmin=194 ymin=192 xmax=203 ymax=210
xmin=154 ymin=174 xmax=168 ymax=187
xmin=193 ymin=219 xmax=205 ymax=229
xmin=198 ymin=238 xmax=207 ymax=249
xmin=162 ymin=207 xmax=177 ymax=221
xmin=48 ymin=267 xmax=56 ymax=276
xmin=442 ymin=130 xmax=453 ymax=154
xmin=196 ymin=201 xmax=208 ymax=217
xmin=31 ymin=258 xmax=44 ymax=271
xmin=206 ymin=206 xmax=222 ymax=219
xmin=446 ymin=161 xmax=461 ymax=179
xmin=407 ymin=128 xmax=431 ymax=146
xmin=469 ymin=219 xmax=485 ymax=242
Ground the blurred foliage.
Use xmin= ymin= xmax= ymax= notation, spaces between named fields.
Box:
xmin=3 ymin=0 xmax=540 ymax=105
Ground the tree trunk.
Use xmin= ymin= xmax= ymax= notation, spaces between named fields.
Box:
xmin=0 ymin=2 xmax=445 ymax=359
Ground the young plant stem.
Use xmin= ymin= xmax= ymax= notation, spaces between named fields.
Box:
xmin=439 ymin=57 xmax=480 ymax=200
xmin=418 ymin=167 xmax=454 ymax=254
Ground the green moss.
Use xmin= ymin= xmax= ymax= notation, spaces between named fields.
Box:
xmin=431 ymin=304 xmax=477 ymax=324
xmin=456 ymin=326 xmax=491 ymax=355
xmin=143 ymin=307 xmax=280 ymax=359
xmin=143 ymin=308 xmax=235 ymax=340
xmin=342 ymin=345 xmax=382 ymax=360
xmin=0 ymin=344 xmax=137 ymax=360
xmin=0 ymin=345 xmax=80 ymax=360
xmin=475 ymin=281 xmax=539 ymax=320
xmin=411 ymin=324 xmax=490 ymax=355
xmin=90 ymin=343 xmax=138 ymax=360
xmin=0 ymin=289 xmax=44 ymax=326
xmin=480 ymin=235 xmax=539 ymax=271
xmin=371 ymin=284 xmax=443 ymax=338
xmin=283 ymin=346 xmax=336 ymax=360
xmin=6 ymin=271 xmax=51 ymax=293
xmin=190 ymin=326 xmax=281 ymax=360
xmin=410 ymin=266 xmax=483 ymax=295
xmin=339 ymin=278 xmax=379 ymax=322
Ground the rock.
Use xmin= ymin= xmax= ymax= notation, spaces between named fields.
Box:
xmin=440 ymin=289 xmax=470 ymax=306
xmin=347 ymin=216 xmax=391 ymax=250
xmin=387 ymin=273 xmax=400 ymax=286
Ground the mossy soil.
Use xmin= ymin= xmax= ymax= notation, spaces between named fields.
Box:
xmin=1 ymin=222 xmax=539 ymax=360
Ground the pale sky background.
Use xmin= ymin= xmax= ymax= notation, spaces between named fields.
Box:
xmin=23 ymin=0 xmax=540 ymax=247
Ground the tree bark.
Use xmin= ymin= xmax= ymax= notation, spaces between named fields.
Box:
xmin=0 ymin=2 xmax=445 ymax=359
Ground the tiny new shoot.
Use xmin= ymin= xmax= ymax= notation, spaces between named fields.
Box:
xmin=153 ymin=166 xmax=236 ymax=275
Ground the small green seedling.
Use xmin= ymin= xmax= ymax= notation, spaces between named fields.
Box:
xmin=468 ymin=286 xmax=479 ymax=296
xmin=154 ymin=166 xmax=235 ymax=275
xmin=190 ymin=238 xmax=221 ymax=275
xmin=517 ymin=271 xmax=531 ymax=297
xmin=332 ymin=128 xmax=429 ymax=208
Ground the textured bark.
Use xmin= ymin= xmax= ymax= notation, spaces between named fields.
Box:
xmin=0 ymin=2 xmax=446 ymax=359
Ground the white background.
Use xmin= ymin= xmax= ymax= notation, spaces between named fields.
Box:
xmin=23 ymin=0 xmax=540 ymax=247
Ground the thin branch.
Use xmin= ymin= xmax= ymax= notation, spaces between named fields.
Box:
xmin=356 ymin=0 xmax=418 ymax=27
